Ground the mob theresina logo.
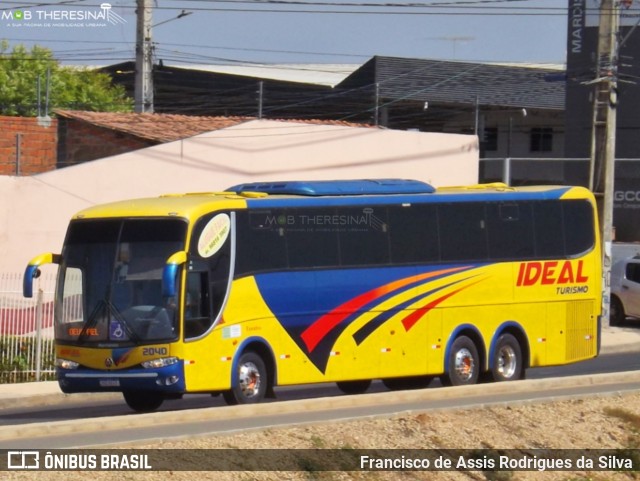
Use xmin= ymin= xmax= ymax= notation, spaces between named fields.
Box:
xmin=2 ymin=3 xmax=126 ymax=26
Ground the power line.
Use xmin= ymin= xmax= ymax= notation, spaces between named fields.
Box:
xmin=0 ymin=0 xmax=578 ymax=15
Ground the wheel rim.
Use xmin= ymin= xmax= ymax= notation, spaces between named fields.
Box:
xmin=238 ymin=361 xmax=262 ymax=398
xmin=496 ymin=345 xmax=517 ymax=379
xmin=454 ymin=348 xmax=475 ymax=381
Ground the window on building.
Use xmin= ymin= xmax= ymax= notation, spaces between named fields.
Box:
xmin=482 ymin=127 xmax=498 ymax=151
xmin=530 ymin=128 xmax=553 ymax=152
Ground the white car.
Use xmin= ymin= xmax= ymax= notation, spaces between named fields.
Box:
xmin=610 ymin=255 xmax=640 ymax=326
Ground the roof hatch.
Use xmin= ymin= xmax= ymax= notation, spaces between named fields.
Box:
xmin=226 ymin=179 xmax=435 ymax=196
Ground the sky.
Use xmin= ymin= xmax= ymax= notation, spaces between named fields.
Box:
xmin=0 ymin=0 xmax=569 ymax=67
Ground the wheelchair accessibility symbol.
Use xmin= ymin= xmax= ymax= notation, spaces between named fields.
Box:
xmin=109 ymin=320 xmax=126 ymax=340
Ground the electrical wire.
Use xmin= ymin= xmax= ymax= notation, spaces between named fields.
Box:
xmin=0 ymin=0 xmax=594 ymax=121
xmin=0 ymin=0 xmax=579 ymax=65
xmin=0 ymin=0 xmax=584 ymax=15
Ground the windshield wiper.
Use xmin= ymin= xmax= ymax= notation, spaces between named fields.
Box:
xmin=77 ymin=299 xmax=107 ymax=343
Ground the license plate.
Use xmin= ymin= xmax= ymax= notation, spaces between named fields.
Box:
xmin=99 ymin=379 xmax=120 ymax=387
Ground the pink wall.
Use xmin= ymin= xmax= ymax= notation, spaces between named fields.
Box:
xmin=0 ymin=120 xmax=479 ymax=272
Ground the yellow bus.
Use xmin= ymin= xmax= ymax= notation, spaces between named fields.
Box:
xmin=23 ymin=179 xmax=601 ymax=412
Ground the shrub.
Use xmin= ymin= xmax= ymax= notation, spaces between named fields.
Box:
xmin=0 ymin=337 xmax=55 ymax=383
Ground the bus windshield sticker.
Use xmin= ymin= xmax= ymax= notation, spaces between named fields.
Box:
xmin=198 ymin=213 xmax=231 ymax=258
xmin=222 ymin=325 xmax=241 ymax=339
xmin=109 ymin=320 xmax=127 ymax=341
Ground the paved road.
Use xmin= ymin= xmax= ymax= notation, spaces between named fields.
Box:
xmin=0 ymin=351 xmax=638 ymax=427
xmin=0 ymin=352 xmax=639 ymax=449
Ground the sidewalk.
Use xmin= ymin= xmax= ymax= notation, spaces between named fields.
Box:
xmin=0 ymin=326 xmax=639 ymax=406
xmin=600 ymin=324 xmax=640 ymax=354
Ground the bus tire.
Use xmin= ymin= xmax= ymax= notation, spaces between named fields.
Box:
xmin=442 ymin=335 xmax=479 ymax=386
xmin=336 ymin=380 xmax=371 ymax=395
xmin=610 ymin=295 xmax=625 ymax=327
xmin=122 ymin=391 xmax=164 ymax=412
xmin=223 ymin=351 xmax=268 ymax=405
xmin=491 ymin=333 xmax=523 ymax=382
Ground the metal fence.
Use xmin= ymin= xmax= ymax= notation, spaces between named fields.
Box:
xmin=0 ymin=272 xmax=56 ymax=382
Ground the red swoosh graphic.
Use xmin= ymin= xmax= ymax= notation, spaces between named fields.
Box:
xmin=300 ymin=266 xmax=470 ymax=353
xmin=401 ymin=279 xmax=485 ymax=331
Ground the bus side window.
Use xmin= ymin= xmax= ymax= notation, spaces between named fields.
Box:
xmin=388 ymin=204 xmax=439 ymax=264
xmin=533 ymin=201 xmax=565 ymax=258
xmin=338 ymin=207 xmax=389 ymax=267
xmin=439 ymin=203 xmax=488 ymax=262
xmin=184 ymin=271 xmax=210 ymax=339
xmin=563 ymin=200 xmax=595 ymax=255
xmin=486 ymin=202 xmax=534 ymax=260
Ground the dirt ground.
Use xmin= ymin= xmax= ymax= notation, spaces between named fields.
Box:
xmin=6 ymin=390 xmax=640 ymax=481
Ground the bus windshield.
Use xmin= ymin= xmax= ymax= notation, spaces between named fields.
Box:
xmin=55 ymin=218 xmax=187 ymax=345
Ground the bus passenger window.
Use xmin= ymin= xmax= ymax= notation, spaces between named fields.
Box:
xmin=439 ymin=204 xmax=488 ymax=262
xmin=236 ymin=211 xmax=288 ymax=275
xmin=388 ymin=205 xmax=439 ymax=263
xmin=286 ymin=208 xmax=340 ymax=268
xmin=533 ymin=202 xmax=565 ymax=258
xmin=563 ymin=201 xmax=595 ymax=255
xmin=486 ymin=203 xmax=534 ymax=260
xmin=338 ymin=207 xmax=389 ymax=267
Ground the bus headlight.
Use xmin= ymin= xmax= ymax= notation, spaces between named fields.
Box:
xmin=141 ymin=357 xmax=179 ymax=369
xmin=56 ymin=358 xmax=79 ymax=370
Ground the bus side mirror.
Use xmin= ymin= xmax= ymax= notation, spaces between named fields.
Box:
xmin=162 ymin=251 xmax=187 ymax=297
xmin=23 ymin=253 xmax=60 ymax=298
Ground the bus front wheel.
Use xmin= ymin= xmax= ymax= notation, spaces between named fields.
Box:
xmin=223 ymin=351 xmax=268 ymax=405
xmin=442 ymin=335 xmax=479 ymax=386
xmin=491 ymin=333 xmax=523 ymax=382
xmin=122 ymin=391 xmax=164 ymax=412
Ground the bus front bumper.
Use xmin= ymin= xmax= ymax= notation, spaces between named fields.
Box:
xmin=57 ymin=361 xmax=186 ymax=394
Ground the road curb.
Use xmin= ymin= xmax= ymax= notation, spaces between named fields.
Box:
xmin=5 ymin=391 xmax=121 ymax=409
xmin=1 ymin=370 xmax=640 ymax=443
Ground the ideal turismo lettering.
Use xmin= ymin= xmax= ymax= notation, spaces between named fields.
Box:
xmin=516 ymin=260 xmax=588 ymax=287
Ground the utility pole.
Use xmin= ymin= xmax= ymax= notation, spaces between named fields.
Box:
xmin=589 ymin=0 xmax=619 ymax=326
xmin=135 ymin=0 xmax=153 ymax=113
xmin=257 ymin=81 xmax=263 ymax=119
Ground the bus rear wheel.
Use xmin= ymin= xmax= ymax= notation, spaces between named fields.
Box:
xmin=122 ymin=391 xmax=164 ymax=412
xmin=491 ymin=333 xmax=523 ymax=382
xmin=223 ymin=351 xmax=268 ymax=405
xmin=442 ymin=335 xmax=480 ymax=386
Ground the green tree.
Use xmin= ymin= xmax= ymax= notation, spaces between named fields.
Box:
xmin=0 ymin=41 xmax=132 ymax=116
